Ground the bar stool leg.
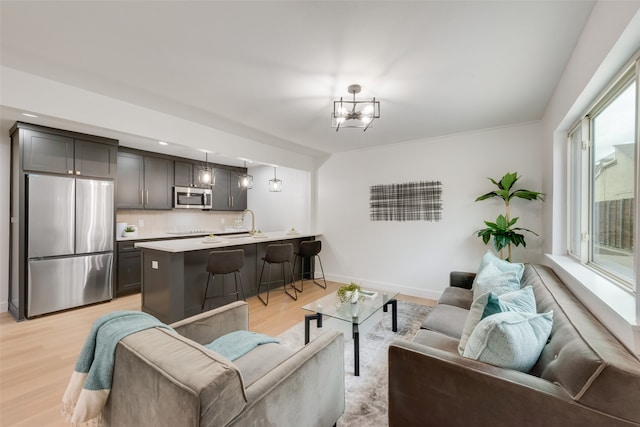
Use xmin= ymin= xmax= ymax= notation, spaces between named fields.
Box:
xmin=257 ymin=260 xmax=270 ymax=306
xmin=201 ymin=273 xmax=214 ymax=312
xmin=284 ymin=260 xmax=297 ymax=300
xmin=314 ymin=255 xmax=327 ymax=289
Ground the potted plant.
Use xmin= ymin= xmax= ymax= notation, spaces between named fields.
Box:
xmin=475 ymin=172 xmax=544 ymax=261
xmin=122 ymin=225 xmax=137 ymax=238
xmin=337 ymin=282 xmax=365 ymax=304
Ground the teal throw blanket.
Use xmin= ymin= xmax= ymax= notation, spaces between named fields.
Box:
xmin=62 ymin=310 xmax=171 ymax=424
xmin=205 ymin=330 xmax=279 ymax=361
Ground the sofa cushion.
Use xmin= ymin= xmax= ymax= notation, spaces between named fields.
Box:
xmin=420 ymin=304 xmax=469 ymax=339
xmin=437 ymin=286 xmax=473 ymax=309
xmin=233 ymin=342 xmax=294 ymax=388
xmin=472 ymin=251 xmax=524 ymax=288
xmin=412 ymin=329 xmax=460 ymax=354
xmin=462 ymin=310 xmax=553 ymax=372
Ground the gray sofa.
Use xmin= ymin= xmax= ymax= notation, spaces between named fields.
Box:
xmin=388 ymin=264 xmax=640 ymax=426
xmin=103 ymin=301 xmax=345 ymax=426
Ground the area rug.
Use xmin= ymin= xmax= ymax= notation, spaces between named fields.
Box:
xmin=277 ymin=301 xmax=432 ymax=427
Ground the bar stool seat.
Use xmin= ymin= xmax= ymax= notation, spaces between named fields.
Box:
xmin=201 ymin=249 xmax=246 ymax=312
xmin=294 ymin=240 xmax=327 ymax=291
xmin=257 ymin=243 xmax=297 ymax=305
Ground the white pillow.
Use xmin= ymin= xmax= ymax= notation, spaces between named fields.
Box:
xmin=458 ymin=286 xmax=536 ymax=356
xmin=472 ymin=251 xmax=524 ymax=288
xmin=473 ymin=262 xmax=521 ymax=300
xmin=463 ymin=311 xmax=553 ymax=372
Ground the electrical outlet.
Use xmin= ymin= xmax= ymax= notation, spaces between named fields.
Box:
xmin=152 ymin=260 xmax=158 ymax=269
xmin=139 ymin=219 xmax=144 ymax=227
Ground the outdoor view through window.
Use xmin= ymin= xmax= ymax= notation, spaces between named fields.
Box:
xmin=591 ymin=80 xmax=636 ymax=283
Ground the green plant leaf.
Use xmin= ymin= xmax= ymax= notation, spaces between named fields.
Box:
xmin=500 ymin=172 xmax=519 ymax=191
xmin=475 ymin=191 xmax=498 ymax=202
xmin=510 ymin=189 xmax=546 ymax=201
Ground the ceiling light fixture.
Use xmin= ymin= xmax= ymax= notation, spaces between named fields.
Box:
xmin=332 ymin=84 xmax=380 ymax=132
xmin=268 ymin=167 xmax=282 ymax=192
xmin=238 ymin=160 xmax=253 ymax=189
xmin=158 ymin=141 xmax=168 ymax=146
xmin=22 ymin=113 xmax=38 ymax=118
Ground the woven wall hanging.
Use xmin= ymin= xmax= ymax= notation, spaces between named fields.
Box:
xmin=369 ymin=181 xmax=442 ymax=222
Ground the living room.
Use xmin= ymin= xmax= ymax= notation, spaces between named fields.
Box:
xmin=1 ymin=1 xmax=640 ymax=426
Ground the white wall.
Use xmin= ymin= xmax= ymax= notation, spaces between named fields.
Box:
xmin=247 ymin=165 xmax=312 ymax=234
xmin=317 ymin=122 xmax=543 ymax=300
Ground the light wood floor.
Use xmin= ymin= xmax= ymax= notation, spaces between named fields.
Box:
xmin=0 ymin=280 xmax=434 ymax=427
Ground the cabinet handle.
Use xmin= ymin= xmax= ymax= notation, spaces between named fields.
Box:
xmin=231 ymin=196 xmax=234 ymax=207
xmin=140 ymin=190 xmax=144 ymax=204
xmin=68 ymin=170 xmax=73 ymax=175
xmin=146 ymin=190 xmax=149 ymax=205
xmin=76 ymin=170 xmax=81 ymax=175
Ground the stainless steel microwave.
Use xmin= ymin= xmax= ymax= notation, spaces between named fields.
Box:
xmin=173 ymin=186 xmax=213 ymax=209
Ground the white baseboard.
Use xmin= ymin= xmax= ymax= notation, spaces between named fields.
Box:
xmin=325 ymin=273 xmax=442 ymax=302
xmin=0 ymin=301 xmax=8 ymax=313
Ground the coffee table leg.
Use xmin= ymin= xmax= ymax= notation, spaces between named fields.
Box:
xmin=304 ymin=313 xmax=322 ymax=345
xmin=384 ymin=298 xmax=398 ymax=332
xmin=353 ymin=323 xmax=360 ymax=376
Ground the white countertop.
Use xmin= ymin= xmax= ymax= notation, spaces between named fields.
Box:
xmin=134 ymin=231 xmax=320 ymax=253
xmin=116 ymin=228 xmax=250 ymax=242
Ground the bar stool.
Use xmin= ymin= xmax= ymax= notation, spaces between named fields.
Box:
xmin=201 ymin=249 xmax=246 ymax=312
xmin=257 ymin=243 xmax=297 ymax=305
xmin=294 ymin=240 xmax=327 ymax=291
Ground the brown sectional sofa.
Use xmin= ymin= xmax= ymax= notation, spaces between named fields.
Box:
xmin=388 ymin=264 xmax=640 ymax=426
xmin=103 ymin=301 xmax=345 ymax=426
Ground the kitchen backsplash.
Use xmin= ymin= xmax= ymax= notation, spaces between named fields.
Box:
xmin=116 ymin=210 xmax=247 ymax=235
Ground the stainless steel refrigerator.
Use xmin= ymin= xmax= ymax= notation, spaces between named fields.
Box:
xmin=26 ymin=174 xmax=114 ymax=317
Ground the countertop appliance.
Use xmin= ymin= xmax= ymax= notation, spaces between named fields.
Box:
xmin=26 ymin=174 xmax=114 ymax=317
xmin=173 ymin=186 xmax=213 ymax=209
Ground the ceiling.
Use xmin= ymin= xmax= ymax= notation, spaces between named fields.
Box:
xmin=0 ymin=1 xmax=595 ymax=165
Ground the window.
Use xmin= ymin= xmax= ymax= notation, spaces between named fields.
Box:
xmin=568 ymin=63 xmax=637 ymax=291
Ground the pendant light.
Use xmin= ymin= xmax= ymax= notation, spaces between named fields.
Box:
xmin=238 ymin=161 xmax=253 ymax=189
xmin=200 ymin=152 xmax=214 ymax=186
xmin=268 ymin=167 xmax=282 ymax=192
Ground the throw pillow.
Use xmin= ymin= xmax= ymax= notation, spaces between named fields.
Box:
xmin=458 ymin=291 xmax=491 ymax=355
xmin=458 ymin=286 xmax=536 ymax=355
xmin=482 ymin=285 xmax=536 ymax=318
xmin=472 ymin=251 xmax=524 ymax=288
xmin=472 ymin=262 xmax=521 ymax=300
xmin=462 ymin=311 xmax=553 ymax=372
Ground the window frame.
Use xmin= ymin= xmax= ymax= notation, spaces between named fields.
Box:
xmin=567 ymin=59 xmax=638 ymax=293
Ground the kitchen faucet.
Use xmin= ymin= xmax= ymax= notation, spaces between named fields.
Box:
xmin=242 ymin=209 xmax=256 ymax=235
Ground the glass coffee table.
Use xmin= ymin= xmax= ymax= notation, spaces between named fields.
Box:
xmin=302 ymin=289 xmax=399 ymax=376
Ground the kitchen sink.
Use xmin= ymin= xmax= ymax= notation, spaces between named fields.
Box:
xmin=223 ymin=233 xmax=251 ymax=239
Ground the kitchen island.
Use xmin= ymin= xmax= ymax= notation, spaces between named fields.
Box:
xmin=135 ymin=231 xmax=319 ymax=323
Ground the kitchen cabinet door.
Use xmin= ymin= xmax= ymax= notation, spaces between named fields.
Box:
xmin=116 ymin=152 xmax=144 ymax=209
xmin=22 ymin=129 xmax=74 ymax=175
xmin=212 ymin=168 xmax=231 ymax=210
xmin=174 ymin=161 xmax=194 ymax=187
xmin=117 ymin=246 xmax=142 ymax=296
xmin=211 ymin=168 xmax=247 ymax=211
xmin=144 ymin=156 xmax=174 ymax=209
xmin=229 ymin=170 xmax=248 ymax=211
xmin=75 ymin=138 xmax=117 ymax=179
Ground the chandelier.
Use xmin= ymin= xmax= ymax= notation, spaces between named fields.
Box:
xmin=331 ymin=84 xmax=380 ymax=131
